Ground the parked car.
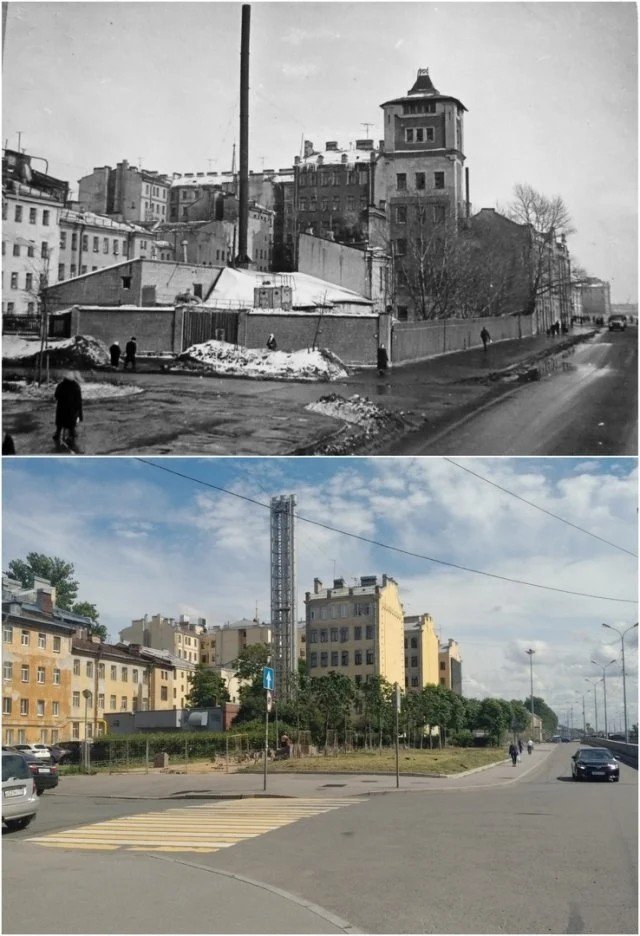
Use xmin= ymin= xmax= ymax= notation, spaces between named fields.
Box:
xmin=2 ymin=747 xmax=59 ymax=794
xmin=571 ymin=747 xmax=620 ymax=782
xmin=46 ymin=745 xmax=70 ymax=764
xmin=608 ymin=315 xmax=627 ymax=331
xmin=2 ymin=752 xmax=39 ymax=831
xmin=12 ymin=743 xmax=53 ymax=762
xmin=561 ymin=737 xmax=571 ymax=743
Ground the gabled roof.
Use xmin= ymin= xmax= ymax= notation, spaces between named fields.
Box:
xmin=204 ymin=267 xmax=372 ymax=310
xmin=381 ymin=69 xmax=467 ymax=112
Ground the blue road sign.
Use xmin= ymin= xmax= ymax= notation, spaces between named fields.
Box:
xmin=263 ymin=666 xmax=275 ymax=691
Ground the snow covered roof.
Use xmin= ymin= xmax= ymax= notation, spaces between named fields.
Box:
xmin=60 ymin=209 xmax=149 ymax=234
xmin=203 ymin=267 xmax=373 ymax=311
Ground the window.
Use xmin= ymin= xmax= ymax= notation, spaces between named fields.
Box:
xmin=72 ymin=691 xmax=80 ymax=708
xmin=73 ymin=659 xmax=81 ymax=676
xmin=3 ymin=624 xmax=12 ymax=643
xmin=6 ymin=729 xmax=14 ymax=744
xmin=60 ymin=231 xmax=67 ymax=249
xmin=354 ymin=650 xmax=362 ymax=665
xmin=340 ymin=627 xmax=349 ymax=643
xmin=13 ymin=243 xmax=20 ymax=257
xmin=132 ymin=669 xmax=138 ymax=684
xmin=10 ymin=272 xmax=18 ymax=289
xmin=434 ymin=172 xmax=445 ymax=189
xmin=72 ymin=723 xmax=80 ymax=739
xmin=20 ymin=699 xmax=29 ymax=716
xmin=41 ymin=241 xmax=48 ymax=258
xmin=321 ymin=198 xmax=328 ymax=211
xmin=15 ymin=205 xmax=22 ymax=222
xmin=37 ymin=700 xmax=45 ymax=717
xmin=426 ymin=127 xmax=435 ymax=142
xmin=98 ymin=694 xmax=105 ymax=710
xmin=27 ymin=301 xmax=35 ymax=313
xmin=98 ymin=663 xmax=105 ymax=678
xmin=27 ymin=244 xmax=35 ymax=257
xmin=38 ymin=632 xmax=46 ymax=649
xmin=320 ymin=630 xmax=328 ymax=643
xmin=81 ymin=266 xmax=87 ymax=275
xmin=332 ymin=197 xmax=340 ymax=211
xmin=93 ymin=236 xmax=99 ymax=253
xmin=70 ymin=265 xmax=76 ymax=277
xmin=341 ymin=651 xmax=349 ymax=666
xmin=52 ymin=701 xmax=60 ymax=716
xmin=410 ymin=637 xmax=418 ymax=649
xmin=53 ymin=668 xmax=60 ymax=685
xmin=160 ymin=686 xmax=168 ymax=701
xmin=355 ymin=604 xmax=370 ymax=617
xmin=103 ymin=237 xmax=109 ymax=254
xmin=121 ymin=697 xmax=127 ymax=710
xmin=405 ymin=128 xmax=414 ymax=143
xmin=365 ymin=624 xmax=374 ymax=640
xmin=37 ymin=667 xmax=45 ymax=684
xmin=440 ymin=661 xmax=446 ymax=671
xmin=354 ymin=626 xmax=362 ymax=640
xmin=396 ymin=174 xmax=406 ymax=191
xmin=20 ymin=630 xmax=29 ymax=646
xmin=411 ymin=676 xmax=419 ymax=687
xmin=395 ymin=239 xmax=406 ymax=257
xmin=121 ymin=276 xmax=131 ymax=289
xmin=415 ymin=172 xmax=426 ymax=191
xmin=329 ymin=651 xmax=338 ymax=666
xmin=82 ymin=234 xmax=88 ymax=251
xmin=309 ymin=652 xmax=318 ymax=668
xmin=330 ymin=628 xmax=339 ymax=642
xmin=346 ymin=196 xmax=355 ymax=210
xmin=53 ymin=636 xmax=61 ymax=653
xmin=42 ymin=210 xmax=50 ymax=226
xmin=309 ymin=629 xmax=318 ymax=644
xmin=110 ymin=695 xmax=116 ymax=710
xmin=3 ymin=697 xmax=12 ymax=715
xmin=411 ymin=656 xmax=418 ymax=668
xmin=320 ymin=652 xmax=328 ymax=668
xmin=110 ymin=665 xmax=117 ymax=680
xmin=3 ymin=662 xmax=12 ymax=680
xmin=366 ymin=650 xmax=375 ymax=665
xmin=395 ymin=205 xmax=407 ymax=224
xmin=20 ymin=665 xmax=29 ymax=683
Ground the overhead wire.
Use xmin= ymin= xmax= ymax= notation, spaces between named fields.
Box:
xmin=136 ymin=459 xmax=638 ymax=605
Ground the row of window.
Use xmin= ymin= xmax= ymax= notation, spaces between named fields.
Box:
xmin=144 ymin=184 xmax=166 ymax=199
xmin=4 ymin=728 xmax=60 ymax=745
xmin=404 ymin=127 xmax=436 ymax=144
xmin=309 ymin=649 xmax=375 ymax=668
xmin=308 ymin=624 xmax=375 ymax=644
xmin=299 ymin=169 xmax=369 ymax=188
xmin=3 ymin=662 xmax=61 ymax=684
xmin=394 ymin=204 xmax=446 ymax=225
xmin=402 ymin=101 xmax=437 ymax=115
xmin=3 ymin=626 xmax=62 ymax=652
xmin=3 ymin=241 xmax=49 ymax=260
xmin=309 ymin=603 xmax=371 ymax=621
xmin=3 ymin=697 xmax=58 ymax=716
xmin=3 ymin=688 xmax=172 ymax=718
xmin=299 ymin=196 xmax=367 ymax=213
xmin=3 ymin=203 xmax=52 ymax=225
xmin=396 ymin=172 xmax=445 ymax=192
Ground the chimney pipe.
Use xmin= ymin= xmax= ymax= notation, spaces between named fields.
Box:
xmin=235 ymin=4 xmax=251 ymax=267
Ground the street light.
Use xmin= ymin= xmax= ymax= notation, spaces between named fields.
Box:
xmin=585 ymin=678 xmax=599 ymax=735
xmin=82 ymin=688 xmax=91 ymax=772
xmin=590 ymin=658 xmax=616 ymax=739
xmin=602 ymin=622 xmax=638 ymax=743
xmin=525 ymin=649 xmax=535 ymax=740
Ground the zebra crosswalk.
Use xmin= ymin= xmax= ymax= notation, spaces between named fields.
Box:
xmin=27 ymin=796 xmax=361 ymax=853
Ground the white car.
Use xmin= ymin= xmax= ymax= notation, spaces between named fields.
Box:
xmin=13 ymin=743 xmax=52 ymax=761
xmin=2 ymin=752 xmax=39 ymax=831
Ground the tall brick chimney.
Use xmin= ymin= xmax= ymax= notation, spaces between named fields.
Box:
xmin=36 ymin=590 xmax=53 ymax=614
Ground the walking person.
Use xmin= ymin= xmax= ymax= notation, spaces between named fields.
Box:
xmin=508 ymin=742 xmax=518 ymax=766
xmin=123 ymin=336 xmax=137 ymax=371
xmin=377 ymin=344 xmax=389 ymax=376
xmin=53 ymin=373 xmax=83 ymax=450
xmin=266 ymin=333 xmax=277 ymax=351
xmin=527 ymin=739 xmax=534 ymax=755
xmin=480 ymin=326 xmax=491 ymax=352
xmin=518 ymin=738 xmax=523 ymax=756
xmin=109 ymin=341 xmax=121 ymax=369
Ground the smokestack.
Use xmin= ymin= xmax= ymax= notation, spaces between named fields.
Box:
xmin=235 ymin=4 xmax=251 ymax=267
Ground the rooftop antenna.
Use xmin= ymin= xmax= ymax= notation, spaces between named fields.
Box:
xmin=16 ymin=130 xmax=23 ymax=152
xmin=361 ymin=122 xmax=374 ymax=136
xmin=137 ymin=156 xmax=143 ymax=170
xmin=231 ymin=142 xmax=236 ymax=175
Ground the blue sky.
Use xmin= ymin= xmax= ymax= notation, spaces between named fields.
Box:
xmin=2 ymin=2 xmax=637 ymax=302
xmin=2 ymin=455 xmax=637 ymax=727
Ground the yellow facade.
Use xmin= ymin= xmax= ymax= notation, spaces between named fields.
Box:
xmin=438 ymin=639 xmax=462 ymax=693
xmin=305 ymin=575 xmax=405 ymax=688
xmin=404 ymin=613 xmax=439 ymax=690
xmin=200 ymin=620 xmax=272 ymax=668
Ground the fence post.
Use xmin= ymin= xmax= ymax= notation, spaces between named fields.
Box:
xmin=109 ymin=741 xmax=112 ymax=773
xmin=226 ymin=736 xmax=229 ymax=774
xmin=185 ymin=737 xmax=189 ymax=773
xmin=145 ymin=739 xmax=149 ymax=775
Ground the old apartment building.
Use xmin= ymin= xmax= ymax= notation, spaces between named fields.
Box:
xmin=77 ymin=159 xmax=171 ymax=224
xmin=304 ymin=575 xmax=405 ymax=688
xmin=439 ymin=639 xmax=462 ymax=694
xmin=403 ymin=613 xmax=440 ymax=690
xmin=199 ymin=618 xmax=272 ymax=668
xmin=119 ymin=613 xmax=205 ymax=663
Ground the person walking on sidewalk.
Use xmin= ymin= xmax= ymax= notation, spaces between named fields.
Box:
xmin=527 ymin=739 xmax=534 ymax=755
xmin=123 ymin=337 xmax=137 ymax=370
xmin=53 ymin=373 xmax=83 ymax=449
xmin=377 ymin=344 xmax=389 ymax=376
xmin=508 ymin=742 xmax=518 ymax=766
xmin=480 ymin=326 xmax=491 ymax=352
xmin=109 ymin=341 xmax=121 ymax=368
xmin=518 ymin=738 xmax=523 ymax=756
xmin=266 ymin=333 xmax=277 ymax=351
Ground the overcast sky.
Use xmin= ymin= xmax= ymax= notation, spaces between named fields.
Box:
xmin=2 ymin=455 xmax=637 ymax=729
xmin=2 ymin=2 xmax=637 ymax=302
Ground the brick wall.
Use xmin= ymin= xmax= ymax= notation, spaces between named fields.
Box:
xmin=241 ymin=311 xmax=385 ymax=365
xmin=69 ymin=306 xmax=184 ymax=353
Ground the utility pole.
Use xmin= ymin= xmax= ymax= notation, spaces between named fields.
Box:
xmin=591 ymin=658 xmax=616 ymax=739
xmin=525 ymin=648 xmax=535 ymax=739
xmin=602 ymin=622 xmax=638 ymax=742
xmin=585 ymin=678 xmax=599 ymax=735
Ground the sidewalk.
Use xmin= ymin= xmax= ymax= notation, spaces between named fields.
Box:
xmin=53 ymin=744 xmax=554 ymax=801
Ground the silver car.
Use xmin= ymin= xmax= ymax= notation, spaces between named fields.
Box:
xmin=2 ymin=752 xmax=39 ymax=831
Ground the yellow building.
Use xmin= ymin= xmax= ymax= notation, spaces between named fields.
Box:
xmin=403 ymin=613 xmax=439 ymax=690
xmin=199 ymin=618 xmax=272 ymax=668
xmin=439 ymin=639 xmax=462 ymax=694
xmin=119 ymin=613 xmax=204 ymax=663
xmin=2 ymin=576 xmax=77 ymax=745
xmin=304 ymin=575 xmax=405 ymax=688
xmin=125 ymin=645 xmax=196 ymax=710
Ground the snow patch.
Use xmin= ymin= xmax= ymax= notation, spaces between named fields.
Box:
xmin=307 ymin=394 xmax=395 ymax=431
xmin=2 ymin=334 xmax=110 ymax=368
xmin=173 ymin=340 xmax=348 ymax=382
xmin=3 ymin=380 xmax=143 ymax=401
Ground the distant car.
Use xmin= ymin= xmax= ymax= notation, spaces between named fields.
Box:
xmin=2 ymin=752 xmax=39 ymax=831
xmin=551 ymin=735 xmax=562 ymax=743
xmin=2 ymin=747 xmax=58 ymax=794
xmin=561 ymin=737 xmax=571 ymax=743
xmin=46 ymin=745 xmax=69 ymax=764
xmin=12 ymin=743 xmax=53 ymax=762
xmin=571 ymin=747 xmax=620 ymax=782
xmin=608 ymin=315 xmax=627 ymax=331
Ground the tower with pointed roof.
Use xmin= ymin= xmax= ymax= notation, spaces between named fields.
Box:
xmin=377 ymin=69 xmax=468 ymax=319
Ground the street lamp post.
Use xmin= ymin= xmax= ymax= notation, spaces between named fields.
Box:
xmin=602 ymin=622 xmax=638 ymax=743
xmin=585 ymin=679 xmax=599 ymax=735
xmin=590 ymin=658 xmax=616 ymax=739
xmin=82 ymin=688 xmax=91 ymax=772
xmin=525 ymin=649 xmax=535 ymax=740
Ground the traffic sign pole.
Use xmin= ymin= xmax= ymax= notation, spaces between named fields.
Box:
xmin=264 ymin=694 xmax=269 ymax=792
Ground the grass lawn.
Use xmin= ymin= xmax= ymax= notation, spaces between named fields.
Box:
xmin=239 ymin=746 xmax=506 ymax=775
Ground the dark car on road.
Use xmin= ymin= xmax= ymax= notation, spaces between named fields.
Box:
xmin=608 ymin=315 xmax=627 ymax=331
xmin=571 ymin=747 xmax=620 ymax=782
xmin=2 ymin=746 xmax=59 ymax=794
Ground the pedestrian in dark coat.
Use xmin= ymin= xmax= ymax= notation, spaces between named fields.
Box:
xmin=518 ymin=738 xmax=523 ymax=755
xmin=266 ymin=333 xmax=277 ymax=351
xmin=2 ymin=433 xmax=16 ymax=455
xmin=109 ymin=341 xmax=121 ymax=368
xmin=53 ymin=376 xmax=83 ymax=446
xmin=480 ymin=326 xmax=491 ymax=351
xmin=377 ymin=345 xmax=389 ymax=376
xmin=508 ymin=742 xmax=518 ymax=766
xmin=123 ymin=337 xmax=137 ymax=370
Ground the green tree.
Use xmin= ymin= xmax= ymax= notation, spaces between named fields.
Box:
xmin=521 ymin=696 xmax=558 ymax=737
xmin=358 ymin=676 xmax=393 ymax=747
xmin=477 ymin=698 xmax=510 ymax=745
xmin=69 ymin=601 xmax=108 ymax=641
xmin=233 ymin=643 xmax=272 ymax=687
xmin=8 ymin=553 xmax=79 ymax=609
xmin=186 ymin=664 xmax=230 ymax=708
xmin=311 ymin=672 xmax=355 ymax=746
xmin=509 ymin=700 xmax=532 ymax=735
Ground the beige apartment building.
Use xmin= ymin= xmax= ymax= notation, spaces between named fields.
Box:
xmin=199 ymin=618 xmax=272 ymax=668
xmin=119 ymin=613 xmax=205 ymax=663
xmin=439 ymin=639 xmax=462 ymax=694
xmin=403 ymin=613 xmax=439 ymax=690
xmin=304 ymin=575 xmax=405 ymax=688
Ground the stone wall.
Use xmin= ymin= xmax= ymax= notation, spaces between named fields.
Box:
xmin=391 ymin=313 xmax=535 ymax=364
